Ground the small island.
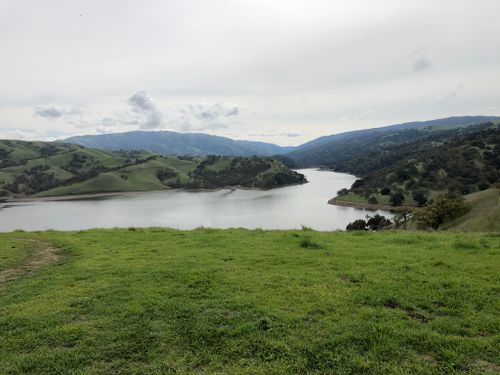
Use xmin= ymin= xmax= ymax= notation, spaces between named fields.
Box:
xmin=0 ymin=140 xmax=306 ymax=199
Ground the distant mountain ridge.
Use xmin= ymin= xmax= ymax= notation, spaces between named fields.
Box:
xmin=290 ymin=116 xmax=500 ymax=155
xmin=64 ymin=131 xmax=293 ymax=156
xmin=63 ymin=116 xmax=500 ymax=158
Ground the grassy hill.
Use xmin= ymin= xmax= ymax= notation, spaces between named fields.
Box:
xmin=326 ymin=124 xmax=500 ymax=208
xmin=0 ymin=229 xmax=498 ymax=374
xmin=287 ymin=116 xmax=500 ymax=166
xmin=0 ymin=140 xmax=305 ymax=198
xmin=442 ymin=188 xmax=500 ymax=232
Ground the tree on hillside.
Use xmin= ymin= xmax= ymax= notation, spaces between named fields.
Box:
xmin=380 ymin=187 xmax=391 ymax=195
xmin=392 ymin=208 xmax=413 ymax=229
xmin=412 ymin=190 xmax=428 ymax=207
xmin=389 ymin=192 xmax=405 ymax=206
xmin=337 ymin=188 xmax=349 ymax=196
xmin=413 ymin=193 xmax=468 ymax=229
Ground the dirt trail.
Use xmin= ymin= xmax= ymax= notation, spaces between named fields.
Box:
xmin=0 ymin=238 xmax=60 ymax=284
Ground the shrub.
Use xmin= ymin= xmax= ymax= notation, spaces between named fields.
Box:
xmin=368 ymin=196 xmax=378 ymax=204
xmin=346 ymin=219 xmax=367 ymax=231
xmin=299 ymin=237 xmax=321 ymax=249
xmin=366 ymin=214 xmax=392 ymax=230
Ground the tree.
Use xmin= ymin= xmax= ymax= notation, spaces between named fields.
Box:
xmin=337 ymin=188 xmax=349 ymax=196
xmin=392 ymin=208 xmax=413 ymax=229
xmin=413 ymin=193 xmax=468 ymax=229
xmin=368 ymin=195 xmax=378 ymax=204
xmin=389 ymin=192 xmax=405 ymax=206
xmin=380 ymin=187 xmax=391 ymax=195
xmin=412 ymin=190 xmax=428 ymax=207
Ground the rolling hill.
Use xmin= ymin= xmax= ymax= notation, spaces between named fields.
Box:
xmin=288 ymin=116 xmax=500 ymax=164
xmin=442 ymin=187 xmax=500 ymax=232
xmin=328 ymin=123 xmax=500 ymax=207
xmin=64 ymin=131 xmax=293 ymax=156
xmin=0 ymin=140 xmax=305 ymax=198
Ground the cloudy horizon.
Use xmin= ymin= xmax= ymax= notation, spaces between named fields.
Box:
xmin=1 ymin=0 xmax=499 ymax=145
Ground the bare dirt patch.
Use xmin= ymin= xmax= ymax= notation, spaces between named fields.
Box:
xmin=0 ymin=238 xmax=60 ymax=284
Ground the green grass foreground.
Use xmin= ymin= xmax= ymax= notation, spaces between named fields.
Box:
xmin=0 ymin=229 xmax=499 ymax=374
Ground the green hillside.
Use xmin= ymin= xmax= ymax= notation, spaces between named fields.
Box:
xmin=0 ymin=229 xmax=498 ymax=374
xmin=328 ymin=124 xmax=500 ymax=208
xmin=0 ymin=140 xmax=305 ymax=198
xmin=288 ymin=117 xmax=500 ymax=166
xmin=442 ymin=188 xmax=500 ymax=232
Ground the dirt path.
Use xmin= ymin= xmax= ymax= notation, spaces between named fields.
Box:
xmin=0 ymin=238 xmax=60 ymax=284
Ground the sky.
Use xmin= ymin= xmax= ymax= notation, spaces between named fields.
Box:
xmin=0 ymin=0 xmax=499 ymax=146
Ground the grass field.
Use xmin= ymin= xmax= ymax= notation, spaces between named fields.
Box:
xmin=0 ymin=229 xmax=498 ymax=374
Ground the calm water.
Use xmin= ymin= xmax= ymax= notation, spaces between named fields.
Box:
xmin=0 ymin=169 xmax=389 ymax=232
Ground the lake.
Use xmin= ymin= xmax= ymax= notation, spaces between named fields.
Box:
xmin=0 ymin=169 xmax=390 ymax=232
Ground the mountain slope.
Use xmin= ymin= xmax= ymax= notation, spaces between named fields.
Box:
xmin=0 ymin=140 xmax=306 ymax=198
xmin=288 ymin=116 xmax=500 ymax=166
xmin=330 ymin=124 xmax=500 ymax=207
xmin=64 ymin=131 xmax=293 ymax=156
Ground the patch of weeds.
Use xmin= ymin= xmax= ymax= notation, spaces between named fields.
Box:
xmin=339 ymin=273 xmax=364 ymax=284
xmin=258 ymin=318 xmax=270 ymax=331
xmin=406 ymin=309 xmax=430 ymax=323
xmin=383 ymin=299 xmax=431 ymax=323
xmin=479 ymin=239 xmax=490 ymax=249
xmin=383 ymin=298 xmax=400 ymax=309
xmin=432 ymin=260 xmax=450 ymax=268
xmin=69 ymin=297 xmax=93 ymax=309
xmin=299 ymin=237 xmax=322 ymax=249
xmin=453 ymin=240 xmax=479 ymax=251
xmin=391 ymin=237 xmax=414 ymax=245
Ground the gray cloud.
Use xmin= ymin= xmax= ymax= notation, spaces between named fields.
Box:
xmin=127 ymin=91 xmax=163 ymax=129
xmin=413 ymin=57 xmax=432 ymax=72
xmin=34 ymin=104 xmax=65 ymax=119
xmin=187 ymin=103 xmax=239 ymax=121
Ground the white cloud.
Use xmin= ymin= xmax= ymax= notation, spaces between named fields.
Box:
xmin=32 ymin=92 xmax=242 ymax=134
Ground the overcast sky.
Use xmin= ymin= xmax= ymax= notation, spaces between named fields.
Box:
xmin=1 ymin=0 xmax=499 ymax=145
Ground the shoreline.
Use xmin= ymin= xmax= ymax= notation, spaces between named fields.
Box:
xmin=328 ymin=197 xmax=414 ymax=211
xmin=1 ymin=180 xmax=309 ymax=204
